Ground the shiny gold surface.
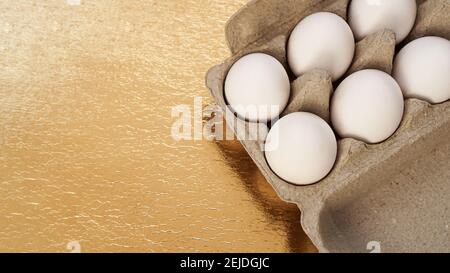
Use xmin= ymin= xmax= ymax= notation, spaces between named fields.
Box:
xmin=0 ymin=0 xmax=316 ymax=252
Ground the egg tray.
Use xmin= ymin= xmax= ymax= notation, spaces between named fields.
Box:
xmin=206 ymin=0 xmax=450 ymax=253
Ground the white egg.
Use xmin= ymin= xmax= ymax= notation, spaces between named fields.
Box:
xmin=264 ymin=112 xmax=337 ymax=186
xmin=349 ymin=0 xmax=417 ymax=44
xmin=287 ymin=12 xmax=355 ymax=81
xmin=224 ymin=53 xmax=290 ymax=122
xmin=393 ymin=36 xmax=450 ymax=104
xmin=331 ymin=69 xmax=404 ymax=144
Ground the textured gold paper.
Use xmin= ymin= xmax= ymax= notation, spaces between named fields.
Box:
xmin=0 ymin=0 xmax=316 ymax=252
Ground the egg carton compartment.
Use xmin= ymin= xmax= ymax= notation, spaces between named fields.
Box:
xmin=205 ymin=0 xmax=450 ymax=252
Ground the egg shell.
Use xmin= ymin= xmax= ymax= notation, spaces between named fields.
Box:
xmin=393 ymin=36 xmax=450 ymax=104
xmin=331 ymin=69 xmax=405 ymax=144
xmin=224 ymin=53 xmax=290 ymax=122
xmin=349 ymin=0 xmax=417 ymax=44
xmin=287 ymin=12 xmax=355 ymax=81
xmin=264 ymin=112 xmax=337 ymax=186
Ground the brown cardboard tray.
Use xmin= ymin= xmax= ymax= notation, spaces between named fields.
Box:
xmin=206 ymin=0 xmax=450 ymax=252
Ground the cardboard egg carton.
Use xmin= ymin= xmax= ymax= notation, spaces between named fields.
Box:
xmin=206 ymin=0 xmax=450 ymax=252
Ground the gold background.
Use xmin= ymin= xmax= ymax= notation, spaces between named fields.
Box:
xmin=0 ymin=0 xmax=316 ymax=252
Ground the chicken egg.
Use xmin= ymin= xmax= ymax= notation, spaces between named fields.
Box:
xmin=348 ymin=0 xmax=417 ymax=44
xmin=264 ymin=112 xmax=337 ymax=186
xmin=287 ymin=12 xmax=355 ymax=81
xmin=331 ymin=69 xmax=404 ymax=144
xmin=393 ymin=36 xmax=450 ymax=104
xmin=225 ymin=53 xmax=290 ymax=122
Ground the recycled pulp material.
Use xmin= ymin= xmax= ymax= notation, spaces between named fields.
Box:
xmin=206 ymin=0 xmax=450 ymax=252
